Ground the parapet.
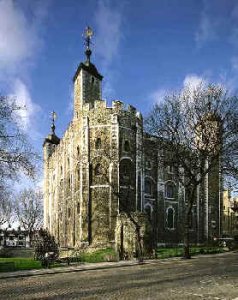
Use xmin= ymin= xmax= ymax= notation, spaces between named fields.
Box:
xmin=112 ymin=100 xmax=142 ymax=120
xmin=94 ymin=99 xmax=107 ymax=109
xmin=112 ymin=100 xmax=124 ymax=111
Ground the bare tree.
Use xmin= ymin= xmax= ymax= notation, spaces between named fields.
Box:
xmin=90 ymin=135 xmax=148 ymax=262
xmin=0 ymin=187 xmax=12 ymax=227
xmin=0 ymin=96 xmax=38 ymax=186
xmin=146 ymin=83 xmax=238 ymax=258
xmin=15 ymin=188 xmax=43 ymax=245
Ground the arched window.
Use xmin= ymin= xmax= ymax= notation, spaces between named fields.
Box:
xmin=167 ymin=207 xmax=174 ymax=229
xmin=145 ymin=179 xmax=152 ymax=195
xmin=60 ymin=166 xmax=63 ymax=175
xmin=120 ymin=159 xmax=132 ymax=184
xmin=77 ymin=146 xmax=80 ymax=157
xmin=122 ymin=164 xmax=129 ymax=175
xmin=95 ymin=138 xmax=101 ymax=149
xmin=146 ymin=161 xmax=152 ymax=169
xmin=77 ymin=167 xmax=80 ymax=181
xmin=167 ymin=165 xmax=174 ymax=174
xmin=95 ymin=163 xmax=101 ymax=176
xmin=77 ymin=202 xmax=80 ymax=214
xmin=68 ymin=208 xmax=71 ymax=218
xmin=60 ymin=179 xmax=63 ymax=187
xmin=121 ymin=162 xmax=130 ymax=181
xmin=124 ymin=140 xmax=130 ymax=152
xmin=165 ymin=182 xmax=176 ymax=198
xmin=145 ymin=205 xmax=152 ymax=221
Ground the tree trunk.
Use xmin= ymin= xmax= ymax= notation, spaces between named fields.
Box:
xmin=120 ymin=224 xmax=124 ymax=260
xmin=29 ymin=231 xmax=33 ymax=247
xmin=183 ymin=223 xmax=191 ymax=259
xmin=183 ymin=191 xmax=195 ymax=259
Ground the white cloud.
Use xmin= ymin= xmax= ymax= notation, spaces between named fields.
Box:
xmin=0 ymin=0 xmax=49 ymax=133
xmin=95 ymin=0 xmax=123 ymax=68
xmin=0 ymin=0 xmax=41 ymax=73
xmin=231 ymin=56 xmax=238 ymax=71
xmin=183 ymin=74 xmax=205 ymax=90
xmin=229 ymin=28 xmax=238 ymax=48
xmin=66 ymin=90 xmax=74 ymax=116
xmin=195 ymin=13 xmax=217 ymax=47
xmin=94 ymin=0 xmax=124 ymax=99
xmin=195 ymin=0 xmax=238 ymax=49
xmin=12 ymin=79 xmax=41 ymax=131
xmin=149 ymin=74 xmax=206 ymax=107
xmin=150 ymin=88 xmax=168 ymax=104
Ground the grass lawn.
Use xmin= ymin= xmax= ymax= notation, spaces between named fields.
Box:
xmin=0 ymin=247 xmax=225 ymax=272
xmin=156 ymin=246 xmax=224 ymax=259
xmin=74 ymin=248 xmax=119 ymax=263
xmin=0 ymin=258 xmax=42 ymax=272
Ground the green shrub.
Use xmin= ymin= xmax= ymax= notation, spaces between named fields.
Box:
xmin=34 ymin=229 xmax=59 ymax=267
xmin=0 ymin=248 xmax=13 ymax=258
xmin=0 ymin=248 xmax=34 ymax=258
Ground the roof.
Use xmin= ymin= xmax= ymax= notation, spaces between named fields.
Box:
xmin=73 ymin=61 xmax=103 ymax=82
xmin=43 ymin=133 xmax=60 ymax=146
xmin=0 ymin=229 xmax=29 ymax=235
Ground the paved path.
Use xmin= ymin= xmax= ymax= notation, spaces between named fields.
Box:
xmin=0 ymin=252 xmax=237 ymax=299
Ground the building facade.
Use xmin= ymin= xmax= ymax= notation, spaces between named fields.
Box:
xmin=0 ymin=228 xmax=30 ymax=248
xmin=43 ymin=33 xmax=222 ymax=252
xmin=222 ymin=190 xmax=238 ymax=237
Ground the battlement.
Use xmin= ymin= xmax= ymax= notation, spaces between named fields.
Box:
xmin=111 ymin=100 xmax=142 ymax=120
xmin=94 ymin=99 xmax=107 ymax=109
xmin=80 ymin=99 xmax=142 ymax=121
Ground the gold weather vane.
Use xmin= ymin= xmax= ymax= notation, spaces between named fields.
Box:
xmin=50 ymin=111 xmax=57 ymax=134
xmin=83 ymin=26 xmax=94 ymax=64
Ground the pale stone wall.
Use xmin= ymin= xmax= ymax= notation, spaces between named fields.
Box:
xmin=115 ymin=213 xmax=150 ymax=258
xmin=44 ymin=80 xmax=144 ymax=249
xmin=43 ymin=60 xmax=222 ymax=251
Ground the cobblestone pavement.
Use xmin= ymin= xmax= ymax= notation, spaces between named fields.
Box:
xmin=0 ymin=252 xmax=237 ymax=300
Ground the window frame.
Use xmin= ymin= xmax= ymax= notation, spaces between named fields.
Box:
xmin=124 ymin=140 xmax=130 ymax=152
xmin=166 ymin=207 xmax=175 ymax=230
xmin=165 ymin=181 xmax=176 ymax=199
xmin=145 ymin=179 xmax=152 ymax=195
xmin=94 ymin=163 xmax=102 ymax=176
xmin=95 ymin=137 xmax=102 ymax=150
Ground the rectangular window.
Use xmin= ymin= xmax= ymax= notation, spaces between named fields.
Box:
xmin=167 ymin=166 xmax=174 ymax=174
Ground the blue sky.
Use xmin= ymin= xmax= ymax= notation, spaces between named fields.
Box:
xmin=1 ymin=0 xmax=238 ymax=186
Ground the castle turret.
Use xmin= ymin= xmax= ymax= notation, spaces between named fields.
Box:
xmin=73 ymin=26 xmax=103 ymax=117
xmin=43 ymin=112 xmax=60 ymax=230
xmin=43 ymin=111 xmax=60 ymax=159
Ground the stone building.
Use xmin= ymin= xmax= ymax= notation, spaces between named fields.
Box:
xmin=222 ymin=190 xmax=238 ymax=236
xmin=0 ymin=228 xmax=30 ymax=248
xmin=43 ymin=28 xmax=222 ymax=252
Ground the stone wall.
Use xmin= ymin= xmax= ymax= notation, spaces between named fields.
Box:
xmin=43 ymin=60 xmax=222 ymax=251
